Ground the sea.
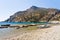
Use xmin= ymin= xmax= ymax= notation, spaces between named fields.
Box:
xmin=0 ymin=22 xmax=48 ymax=38
xmin=0 ymin=22 xmax=47 ymax=25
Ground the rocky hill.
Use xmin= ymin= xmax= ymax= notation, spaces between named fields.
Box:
xmin=5 ymin=6 xmax=60 ymax=22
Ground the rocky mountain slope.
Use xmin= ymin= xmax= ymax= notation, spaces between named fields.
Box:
xmin=5 ymin=6 xmax=60 ymax=22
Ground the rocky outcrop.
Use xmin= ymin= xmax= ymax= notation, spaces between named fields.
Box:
xmin=5 ymin=6 xmax=60 ymax=22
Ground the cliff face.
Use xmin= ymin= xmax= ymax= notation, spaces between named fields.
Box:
xmin=5 ymin=6 xmax=60 ymax=22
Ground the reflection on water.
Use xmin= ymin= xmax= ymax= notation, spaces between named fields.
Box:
xmin=0 ymin=22 xmax=47 ymax=38
xmin=0 ymin=27 xmax=26 ymax=38
xmin=0 ymin=28 xmax=18 ymax=38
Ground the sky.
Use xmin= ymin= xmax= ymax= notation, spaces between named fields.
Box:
xmin=0 ymin=0 xmax=60 ymax=21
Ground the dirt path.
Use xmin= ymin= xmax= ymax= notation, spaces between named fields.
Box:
xmin=1 ymin=25 xmax=60 ymax=40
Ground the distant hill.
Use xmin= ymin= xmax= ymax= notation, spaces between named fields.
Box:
xmin=5 ymin=6 xmax=60 ymax=22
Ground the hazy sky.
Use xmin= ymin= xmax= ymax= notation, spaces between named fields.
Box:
xmin=0 ymin=0 xmax=60 ymax=21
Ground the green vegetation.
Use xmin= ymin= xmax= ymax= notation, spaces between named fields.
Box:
xmin=24 ymin=26 xmax=38 ymax=31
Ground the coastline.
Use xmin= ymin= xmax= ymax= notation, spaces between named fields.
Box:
xmin=0 ymin=24 xmax=60 ymax=40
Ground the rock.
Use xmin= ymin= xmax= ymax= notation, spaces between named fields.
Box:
xmin=5 ymin=6 xmax=60 ymax=22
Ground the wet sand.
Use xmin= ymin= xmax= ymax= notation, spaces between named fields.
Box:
xmin=0 ymin=25 xmax=60 ymax=40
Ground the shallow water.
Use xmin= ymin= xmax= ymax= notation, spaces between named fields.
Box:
xmin=0 ymin=27 xmax=28 ymax=39
xmin=0 ymin=22 xmax=47 ymax=38
xmin=0 ymin=28 xmax=15 ymax=37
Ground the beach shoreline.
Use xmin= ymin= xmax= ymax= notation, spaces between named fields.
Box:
xmin=0 ymin=24 xmax=60 ymax=40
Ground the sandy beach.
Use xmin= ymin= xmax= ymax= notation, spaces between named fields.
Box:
xmin=0 ymin=24 xmax=60 ymax=40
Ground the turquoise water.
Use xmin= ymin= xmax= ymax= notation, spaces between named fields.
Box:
xmin=0 ymin=22 xmax=48 ymax=38
xmin=0 ymin=22 xmax=48 ymax=25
